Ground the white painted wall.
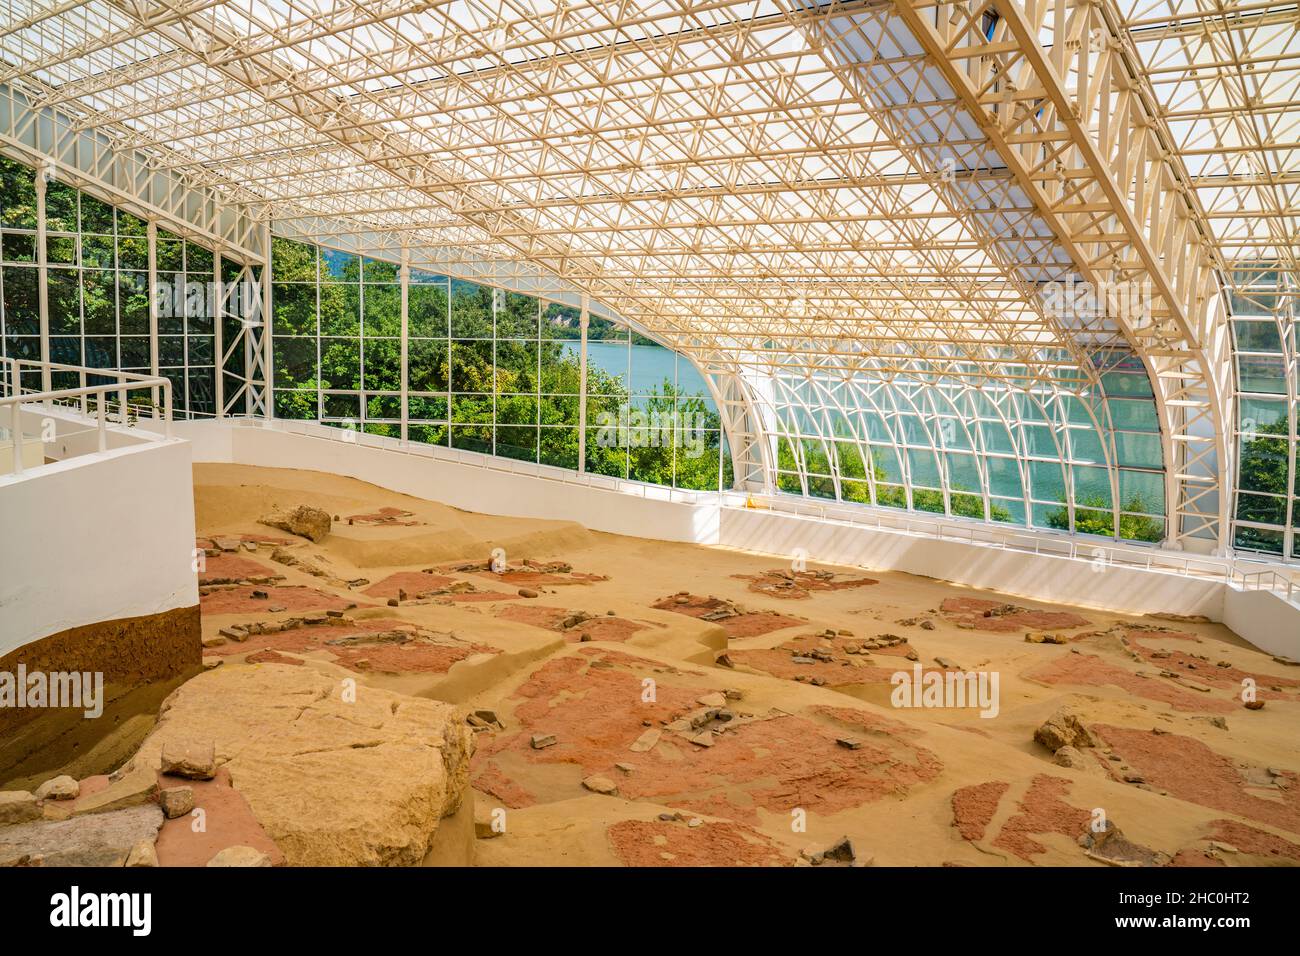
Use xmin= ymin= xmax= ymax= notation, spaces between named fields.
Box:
xmin=0 ymin=438 xmax=199 ymax=657
xmin=177 ymin=418 xmax=1300 ymax=660
xmin=223 ymin=422 xmax=721 ymax=544
xmin=1223 ymin=587 xmax=1300 ymax=660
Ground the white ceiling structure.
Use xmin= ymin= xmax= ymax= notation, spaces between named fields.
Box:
xmin=1 ymin=0 xmax=1296 ymax=553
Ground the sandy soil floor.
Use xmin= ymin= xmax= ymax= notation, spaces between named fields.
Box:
xmin=186 ymin=463 xmax=1300 ymax=867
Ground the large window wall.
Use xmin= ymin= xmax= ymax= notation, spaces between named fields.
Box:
xmin=0 ymin=154 xmax=217 ymax=416
xmin=1230 ymin=270 xmax=1298 ymax=559
xmin=270 ymin=237 xmax=730 ymax=492
xmin=767 ymin=354 xmax=1167 ymax=543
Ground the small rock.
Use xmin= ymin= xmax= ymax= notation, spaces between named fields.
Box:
xmin=800 ymin=843 xmax=825 ymax=865
xmin=1034 ymin=708 xmax=1097 ymax=751
xmin=201 ymin=634 xmax=227 ymax=648
xmin=630 ymin=728 xmax=662 ymax=753
xmin=689 ymin=731 xmax=716 ymax=748
xmin=836 ymin=737 xmax=863 ymax=750
xmin=530 ymin=733 xmax=557 ymax=750
xmin=0 ymin=791 xmax=41 ymax=826
xmin=1244 ymin=700 xmax=1265 ymax=710
xmin=202 ymin=657 xmax=223 ymax=670
xmin=206 ymin=846 xmax=273 ymax=867
xmin=124 ymin=840 xmax=158 ymax=868
xmin=1053 ymin=746 xmax=1098 ymax=772
xmin=34 ymin=776 xmax=79 ymax=802
xmin=696 ymin=692 xmax=727 ymax=708
xmin=687 ymin=818 xmax=703 ymax=828
xmin=518 ymin=588 xmax=539 ymax=598
xmin=1025 ymin=632 xmax=1067 ymax=645
xmin=582 ymin=775 xmax=618 ymax=795
xmin=823 ymin=835 xmax=856 ymax=863
xmin=160 ymin=740 xmax=217 ymax=780
xmin=159 ymin=786 xmax=195 ymax=819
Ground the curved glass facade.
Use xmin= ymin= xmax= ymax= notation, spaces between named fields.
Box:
xmin=764 ymin=353 xmax=1166 ymax=542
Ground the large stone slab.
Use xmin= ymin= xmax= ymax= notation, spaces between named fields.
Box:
xmin=124 ymin=664 xmax=474 ymax=866
xmin=0 ymin=805 xmax=163 ymax=867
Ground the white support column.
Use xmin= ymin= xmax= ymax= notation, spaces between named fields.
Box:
xmin=399 ymin=247 xmax=409 ymax=443
xmin=577 ymin=296 xmax=589 ymax=472
xmin=146 ymin=220 xmax=159 ymax=413
xmin=35 ymin=166 xmax=49 ymax=395
xmin=213 ymin=247 xmax=224 ymax=418
xmin=262 ymin=223 xmax=273 ymax=420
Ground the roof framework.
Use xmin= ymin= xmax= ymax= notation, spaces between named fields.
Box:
xmin=0 ymin=0 xmax=1295 ymax=553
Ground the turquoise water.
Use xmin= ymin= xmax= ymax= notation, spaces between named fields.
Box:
xmin=585 ymin=341 xmax=706 ymax=396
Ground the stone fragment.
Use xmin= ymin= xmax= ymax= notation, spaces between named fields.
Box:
xmin=696 ymin=692 xmax=727 ymax=708
xmin=0 ymin=791 xmax=40 ymax=826
xmin=1079 ymin=820 xmax=1170 ymax=867
xmin=1244 ymin=700 xmax=1265 ymax=710
xmin=689 ymin=731 xmax=716 ymax=748
xmin=1034 ymin=708 xmax=1097 ymax=751
xmin=581 ymin=775 xmax=618 ymax=796
xmin=34 ymin=776 xmax=79 ymax=802
xmin=823 ymin=835 xmax=856 ymax=863
xmin=530 ymin=733 xmax=557 ymax=750
xmin=207 ymin=846 xmax=273 ymax=867
xmin=259 ymin=505 xmax=332 ymax=542
xmin=629 ymin=728 xmax=662 ymax=753
xmin=160 ymin=739 xmax=217 ymax=780
xmin=159 ymin=786 xmax=194 ymax=819
xmin=1025 ymin=632 xmax=1067 ymax=645
xmin=518 ymin=588 xmax=539 ymax=598
xmin=1052 ymin=746 xmax=1103 ymax=775
xmin=0 ymin=805 xmax=163 ymax=867
xmin=125 ymin=840 xmax=159 ymax=868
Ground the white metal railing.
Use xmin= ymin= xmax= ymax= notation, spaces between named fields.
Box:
xmin=1 ymin=358 xmax=173 ymax=476
xmin=206 ymin=414 xmax=1300 ymax=607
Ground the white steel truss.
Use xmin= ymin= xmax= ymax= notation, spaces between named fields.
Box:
xmin=0 ymin=0 xmax=1294 ymax=555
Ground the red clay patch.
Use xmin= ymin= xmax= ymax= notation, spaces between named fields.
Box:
xmin=198 ymin=553 xmax=280 ymax=586
xmin=1093 ymin=725 xmax=1300 ymax=835
xmin=952 ymin=781 xmax=1011 ymax=842
xmin=362 ymin=571 xmax=457 ymax=600
xmin=1205 ymin=820 xmax=1300 ymax=862
xmin=493 ymin=604 xmax=649 ymax=642
xmin=153 ymin=767 xmax=285 ymax=867
xmin=652 ymin=593 xmax=803 ymax=639
xmin=472 ymin=651 xmax=942 ymax=821
xmin=991 ymin=774 xmax=1092 ymax=861
xmin=200 ymin=585 xmax=359 ymax=615
xmin=205 ymin=619 xmax=495 ymax=676
xmin=345 ymin=506 xmax=422 ymax=527
xmin=244 ymin=649 xmax=304 ymax=666
xmin=1025 ymin=653 xmax=1234 ymax=713
xmin=1126 ymin=643 xmax=1300 ymax=701
xmin=730 ymin=632 xmax=919 ymax=688
xmin=731 ymin=569 xmax=878 ymax=600
xmin=607 ymin=819 xmax=790 ymax=867
xmin=940 ymin=597 xmax=1090 ymax=633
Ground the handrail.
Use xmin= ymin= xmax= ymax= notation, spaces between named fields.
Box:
xmin=195 ymin=414 xmax=1300 ymax=607
xmin=1 ymin=358 xmax=173 ymax=476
